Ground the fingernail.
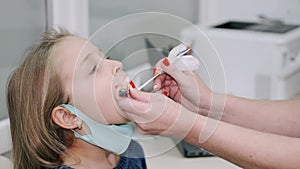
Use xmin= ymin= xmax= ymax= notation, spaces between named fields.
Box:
xmin=153 ymin=68 xmax=157 ymax=75
xmin=153 ymin=84 xmax=158 ymax=91
xmin=163 ymin=58 xmax=170 ymax=66
xmin=163 ymin=90 xmax=169 ymax=96
xmin=129 ymin=81 xmax=136 ymax=88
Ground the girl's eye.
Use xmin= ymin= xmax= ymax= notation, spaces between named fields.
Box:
xmin=89 ymin=64 xmax=98 ymax=75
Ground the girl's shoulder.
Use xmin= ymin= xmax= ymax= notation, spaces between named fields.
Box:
xmin=122 ymin=139 xmax=145 ymax=158
xmin=114 ymin=140 xmax=147 ymax=169
xmin=43 ymin=140 xmax=146 ymax=169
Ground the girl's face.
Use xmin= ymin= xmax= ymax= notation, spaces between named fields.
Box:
xmin=53 ymin=36 xmax=129 ymax=124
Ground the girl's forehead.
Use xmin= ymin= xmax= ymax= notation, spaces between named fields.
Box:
xmin=61 ymin=36 xmax=94 ymax=53
xmin=51 ymin=37 xmax=85 ymax=75
xmin=53 ymin=37 xmax=102 ymax=64
xmin=51 ymin=36 xmax=104 ymax=78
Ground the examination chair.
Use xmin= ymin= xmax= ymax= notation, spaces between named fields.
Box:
xmin=0 ymin=155 xmax=12 ymax=169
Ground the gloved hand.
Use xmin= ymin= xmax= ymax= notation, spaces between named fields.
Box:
xmin=153 ymin=57 xmax=212 ymax=113
xmin=115 ymin=84 xmax=198 ymax=138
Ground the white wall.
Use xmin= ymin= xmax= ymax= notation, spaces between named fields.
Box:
xmin=0 ymin=0 xmax=45 ymax=154
xmin=0 ymin=0 xmax=45 ymax=119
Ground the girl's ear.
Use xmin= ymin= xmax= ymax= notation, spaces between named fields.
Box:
xmin=52 ymin=106 xmax=78 ymax=129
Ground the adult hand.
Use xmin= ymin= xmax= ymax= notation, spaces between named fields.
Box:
xmin=115 ymin=85 xmax=198 ymax=138
xmin=153 ymin=57 xmax=212 ymax=113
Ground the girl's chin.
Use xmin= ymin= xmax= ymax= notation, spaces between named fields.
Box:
xmin=111 ymin=112 xmax=131 ymax=124
xmin=110 ymin=119 xmax=130 ymax=125
xmin=119 ymin=116 xmax=131 ymax=123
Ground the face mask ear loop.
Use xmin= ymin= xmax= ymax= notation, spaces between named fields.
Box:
xmin=76 ymin=118 xmax=83 ymax=130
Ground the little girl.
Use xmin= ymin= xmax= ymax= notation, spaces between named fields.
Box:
xmin=6 ymin=28 xmax=147 ymax=169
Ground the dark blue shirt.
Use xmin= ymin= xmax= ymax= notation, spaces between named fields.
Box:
xmin=43 ymin=140 xmax=147 ymax=169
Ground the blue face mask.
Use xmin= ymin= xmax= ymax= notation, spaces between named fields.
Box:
xmin=60 ymin=104 xmax=132 ymax=155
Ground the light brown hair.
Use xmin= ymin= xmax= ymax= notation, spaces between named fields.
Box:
xmin=6 ymin=28 xmax=74 ymax=169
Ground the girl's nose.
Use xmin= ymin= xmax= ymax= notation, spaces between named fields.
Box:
xmin=111 ymin=60 xmax=123 ymax=75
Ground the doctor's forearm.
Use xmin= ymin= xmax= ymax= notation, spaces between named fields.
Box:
xmin=198 ymin=94 xmax=300 ymax=137
xmin=185 ymin=116 xmax=300 ymax=169
xmin=222 ymin=95 xmax=300 ymax=137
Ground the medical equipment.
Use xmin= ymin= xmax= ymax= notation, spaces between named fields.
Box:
xmin=169 ymin=44 xmax=200 ymax=71
xmin=177 ymin=140 xmax=213 ymax=157
xmin=182 ymin=20 xmax=300 ymax=99
xmin=119 ymin=86 xmax=130 ymax=97
xmin=136 ymin=44 xmax=193 ymax=91
xmin=137 ymin=69 xmax=164 ymax=91
xmin=119 ymin=43 xmax=199 ymax=96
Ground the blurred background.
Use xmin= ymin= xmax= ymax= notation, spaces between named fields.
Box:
xmin=1 ymin=0 xmax=300 ymax=168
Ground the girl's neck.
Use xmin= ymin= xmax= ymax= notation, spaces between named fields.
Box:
xmin=62 ymin=138 xmax=120 ymax=169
